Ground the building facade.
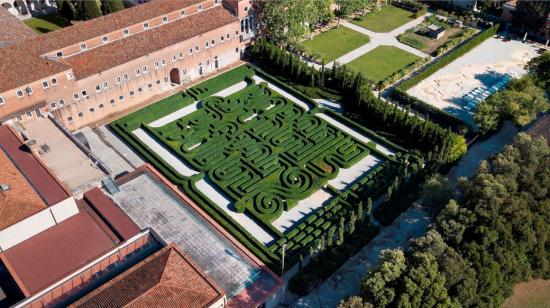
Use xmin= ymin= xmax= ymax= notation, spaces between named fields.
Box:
xmin=0 ymin=0 xmax=255 ymax=131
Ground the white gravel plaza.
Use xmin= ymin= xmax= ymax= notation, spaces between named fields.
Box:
xmin=212 ymin=80 xmax=248 ymax=97
xmin=195 ymin=177 xmax=275 ymax=244
xmin=272 ymin=189 xmax=333 ymax=233
xmin=407 ymin=37 xmax=539 ymax=126
xmin=148 ymin=102 xmax=199 ymax=127
xmin=316 ymin=113 xmax=394 ymax=156
xmin=131 ymin=128 xmax=199 ymax=177
xmin=328 ymin=154 xmax=382 ymax=190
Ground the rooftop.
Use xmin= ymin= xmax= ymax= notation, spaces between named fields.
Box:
xmin=0 ymin=7 xmax=37 ymax=48
xmin=71 ymin=244 xmax=225 ymax=308
xmin=0 ymin=0 xmax=235 ymax=93
xmin=526 ymin=114 xmax=550 ymax=144
xmin=112 ymin=166 xmax=280 ymax=306
xmin=0 ymin=125 xmax=69 ymax=206
xmin=1 ymin=201 xmax=120 ymax=296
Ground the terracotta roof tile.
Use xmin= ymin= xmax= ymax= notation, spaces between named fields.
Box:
xmin=60 ymin=6 xmax=237 ymax=79
xmin=527 ymin=114 xmax=550 ymax=144
xmin=71 ymin=245 xmax=224 ymax=308
xmin=0 ymin=149 xmax=47 ymax=230
xmin=0 ymin=7 xmax=37 ymax=48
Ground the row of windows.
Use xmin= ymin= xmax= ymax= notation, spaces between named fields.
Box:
xmin=61 ymin=1 xmax=221 ymax=57
xmin=66 ymin=78 xmax=171 ymax=123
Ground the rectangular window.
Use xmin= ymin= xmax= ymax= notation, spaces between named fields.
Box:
xmin=26 ymin=111 xmax=33 ymax=119
xmin=102 ymin=36 xmax=109 ymax=43
xmin=56 ymin=51 xmax=63 ymax=57
xmin=205 ymin=42 xmax=209 ymax=48
xmin=50 ymin=102 xmax=57 ymax=109
xmin=25 ymin=86 xmax=33 ymax=95
xmin=123 ymin=74 xmax=129 ymax=80
xmin=138 ymin=87 xmax=143 ymax=92
xmin=162 ymin=16 xmax=168 ymax=23
xmin=143 ymin=22 xmax=149 ymax=29
xmin=0 ymin=96 xmax=4 ymax=105
xmin=211 ymin=39 xmax=215 ymax=45
xmin=42 ymin=80 xmax=49 ymax=89
xmin=221 ymin=36 xmax=224 ymax=42
xmin=181 ymin=10 xmax=186 ymax=16
xmin=227 ymin=33 xmax=230 ymax=39
xmin=74 ymin=93 xmax=80 ymax=100
xmin=129 ymin=90 xmax=135 ymax=97
xmin=156 ymin=79 xmax=161 ymax=85
xmin=189 ymin=48 xmax=193 ymax=55
xmin=95 ymin=84 xmax=101 ymax=92
xmin=59 ymin=98 xmax=65 ymax=106
xmin=78 ymin=112 xmax=84 ymax=118
xmin=123 ymin=28 xmax=129 ymax=36
xmin=81 ymin=90 xmax=87 ymax=97
xmin=154 ymin=61 xmax=160 ymax=69
xmin=164 ymin=77 xmax=169 ymax=83
xmin=89 ymin=107 xmax=95 ymax=113
xmin=103 ymin=81 xmax=109 ymax=89
xmin=119 ymin=95 xmax=124 ymax=101
xmin=178 ymin=52 xmax=183 ymax=59
xmin=172 ymin=54 xmax=177 ymax=62
xmin=135 ymin=68 xmax=141 ymax=76
xmin=198 ymin=4 xmax=202 ymax=10
xmin=147 ymin=83 xmax=153 ymax=89
xmin=195 ymin=46 xmax=199 ymax=51
xmin=16 ymin=90 xmax=24 ymax=98
xmin=142 ymin=66 xmax=148 ymax=73
xmin=67 ymin=116 xmax=73 ymax=123
xmin=161 ymin=59 xmax=166 ymax=66
xmin=80 ymin=43 xmax=87 ymax=51
xmin=110 ymin=98 xmax=115 ymax=105
xmin=16 ymin=116 xmax=22 ymax=122
xmin=99 ymin=103 xmax=104 ymax=109
xmin=116 ymin=76 xmax=121 ymax=84
xmin=66 ymin=72 xmax=73 ymax=80
xmin=51 ymin=78 xmax=58 ymax=86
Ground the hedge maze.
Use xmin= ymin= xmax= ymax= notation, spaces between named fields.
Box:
xmin=111 ymin=65 xmax=408 ymax=270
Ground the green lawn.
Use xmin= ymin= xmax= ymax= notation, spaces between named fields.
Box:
xmin=24 ymin=13 xmax=68 ymax=34
xmin=302 ymin=26 xmax=370 ymax=62
xmin=351 ymin=5 xmax=416 ymax=33
xmin=347 ymin=45 xmax=420 ymax=82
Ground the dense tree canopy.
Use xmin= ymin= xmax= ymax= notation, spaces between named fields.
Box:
xmin=512 ymin=0 xmax=550 ymax=34
xmin=341 ymin=133 xmax=550 ymax=307
xmin=475 ymin=76 xmax=548 ymax=134
xmin=526 ymin=52 xmax=550 ymax=93
xmin=101 ymin=0 xmax=124 ymax=15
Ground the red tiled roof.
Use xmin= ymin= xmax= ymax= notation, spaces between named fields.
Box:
xmin=83 ymin=187 xmax=141 ymax=241
xmin=1 ymin=203 xmax=120 ymax=295
xmin=0 ymin=7 xmax=37 ymax=48
xmin=0 ymin=125 xmax=69 ymax=206
xmin=527 ymin=114 xmax=550 ymax=144
xmin=0 ymin=149 xmax=47 ymax=230
xmin=71 ymin=244 xmax=225 ymax=308
xmin=0 ymin=0 xmax=225 ymax=93
xmin=61 ymin=6 xmax=237 ymax=79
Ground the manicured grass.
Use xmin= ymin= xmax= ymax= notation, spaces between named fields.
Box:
xmin=24 ymin=13 xmax=68 ymax=34
xmin=302 ymin=26 xmax=370 ymax=62
xmin=347 ymin=45 xmax=420 ymax=82
xmin=351 ymin=5 xmax=415 ymax=33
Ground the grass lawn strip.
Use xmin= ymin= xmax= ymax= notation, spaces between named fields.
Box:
xmin=352 ymin=5 xmax=415 ymax=33
xmin=302 ymin=26 xmax=370 ymax=62
xmin=23 ymin=13 xmax=67 ymax=34
xmin=347 ymin=45 xmax=420 ymax=83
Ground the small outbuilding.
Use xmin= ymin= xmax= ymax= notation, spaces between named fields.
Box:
xmin=427 ymin=24 xmax=446 ymax=39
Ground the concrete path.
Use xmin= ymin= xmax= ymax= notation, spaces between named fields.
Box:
xmin=212 ymin=81 xmax=248 ymax=97
xmin=252 ymin=75 xmax=312 ymax=111
xmin=272 ymin=189 xmax=332 ymax=233
xmin=149 ymin=102 xmax=200 ymax=127
xmin=98 ymin=125 xmax=145 ymax=168
xmin=311 ymin=14 xmax=431 ymax=70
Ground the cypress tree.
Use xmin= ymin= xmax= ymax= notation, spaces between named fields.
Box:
xmin=58 ymin=0 xmax=76 ymax=21
xmin=81 ymin=0 xmax=103 ymax=20
xmin=357 ymin=201 xmax=363 ymax=222
xmin=337 ymin=216 xmax=345 ymax=246
xmin=367 ymin=197 xmax=373 ymax=216
xmin=101 ymin=0 xmax=124 ymax=14
xmin=349 ymin=212 xmax=356 ymax=235
xmin=327 ymin=227 xmax=335 ymax=247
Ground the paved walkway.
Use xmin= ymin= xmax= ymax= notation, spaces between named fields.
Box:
xmin=311 ymin=14 xmax=431 ymax=70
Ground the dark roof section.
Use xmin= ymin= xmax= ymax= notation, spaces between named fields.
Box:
xmin=526 ymin=114 xmax=550 ymax=144
xmin=71 ymin=244 xmax=225 ymax=308
xmin=0 ymin=125 xmax=69 ymax=206
xmin=0 ymin=7 xmax=37 ymax=48
xmin=83 ymin=187 xmax=141 ymax=241
xmin=1 ymin=202 xmax=120 ymax=296
xmin=60 ymin=6 xmax=237 ymax=79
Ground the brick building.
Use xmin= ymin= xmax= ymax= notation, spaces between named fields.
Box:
xmin=0 ymin=0 xmax=255 ymax=131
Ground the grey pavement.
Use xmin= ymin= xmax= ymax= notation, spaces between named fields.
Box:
xmin=98 ymin=125 xmax=145 ymax=168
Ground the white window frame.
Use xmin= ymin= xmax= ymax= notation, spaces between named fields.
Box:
xmin=123 ymin=28 xmax=129 ymax=36
xmin=73 ymin=93 xmax=80 ymax=101
xmin=80 ymin=43 xmax=87 ymax=51
xmin=143 ymin=22 xmax=149 ymax=29
xmin=123 ymin=73 xmax=129 ymax=80
xmin=102 ymin=36 xmax=109 ymax=44
xmin=142 ymin=66 xmax=148 ymax=73
xmin=81 ymin=90 xmax=87 ymax=97
xmin=116 ymin=76 xmax=122 ymax=84
xmin=198 ymin=4 xmax=203 ymax=10
xmin=172 ymin=54 xmax=177 ymax=62
xmin=103 ymin=81 xmax=109 ymax=90
xmin=56 ymin=51 xmax=63 ymax=57
xmin=180 ymin=10 xmax=186 ymax=16
xmin=189 ymin=48 xmax=193 ymax=55
xmin=16 ymin=90 xmax=24 ymax=98
xmin=66 ymin=72 xmax=74 ymax=80
xmin=178 ymin=52 xmax=183 ymax=59
xmin=161 ymin=59 xmax=166 ymax=66
xmin=59 ymin=98 xmax=65 ymax=106
xmin=162 ymin=16 xmax=168 ymax=23
xmin=42 ymin=80 xmax=49 ymax=89
xmin=135 ymin=68 xmax=141 ymax=76
xmin=129 ymin=90 xmax=135 ymax=97
xmin=51 ymin=78 xmax=58 ymax=86
xmin=67 ymin=116 xmax=73 ymax=123
xmin=154 ymin=61 xmax=160 ymax=69
xmin=95 ymin=84 xmax=101 ymax=92
xmin=26 ymin=111 xmax=33 ymax=119
xmin=25 ymin=86 xmax=33 ymax=95
xmin=119 ymin=95 xmax=124 ymax=101
xmin=0 ymin=96 xmax=4 ymax=105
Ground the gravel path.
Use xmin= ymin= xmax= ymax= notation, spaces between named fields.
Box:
xmin=252 ymin=75 xmax=312 ymax=111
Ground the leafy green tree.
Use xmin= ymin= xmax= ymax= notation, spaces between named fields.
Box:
xmin=76 ymin=0 xmax=102 ymax=20
xmin=475 ymin=99 xmax=502 ymax=134
xmin=337 ymin=216 xmax=345 ymax=245
xmin=58 ymin=0 xmax=76 ymax=21
xmin=101 ymin=0 xmax=124 ymax=14
xmin=338 ymin=296 xmax=373 ymax=308
xmin=512 ymin=0 xmax=550 ymax=35
xmin=420 ymin=174 xmax=454 ymax=213
xmin=361 ymin=249 xmax=406 ymax=307
xmin=526 ymin=52 xmax=550 ymax=92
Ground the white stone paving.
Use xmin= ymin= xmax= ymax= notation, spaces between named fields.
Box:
xmin=132 ymin=128 xmax=198 ymax=177
xmin=99 ymin=125 xmax=145 ymax=168
xmin=195 ymin=177 xmax=275 ymax=244
xmin=77 ymin=127 xmax=133 ymax=176
xmin=272 ymin=189 xmax=333 ymax=233
xmin=328 ymin=154 xmax=382 ymax=190
xmin=148 ymin=102 xmax=199 ymax=127
xmin=252 ymin=75 xmax=312 ymax=111
xmin=316 ymin=113 xmax=394 ymax=156
xmin=212 ymin=81 xmax=248 ymax=97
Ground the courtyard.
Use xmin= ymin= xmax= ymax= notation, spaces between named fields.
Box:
xmin=347 ymin=45 xmax=420 ymax=82
xmin=351 ymin=5 xmax=416 ymax=33
xmin=302 ymin=26 xmax=370 ymax=62
xmin=111 ymin=64 xmax=405 ymax=269
xmin=406 ymin=37 xmax=539 ymax=126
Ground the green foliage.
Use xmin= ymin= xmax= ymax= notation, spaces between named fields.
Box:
xmin=475 ymin=76 xmax=549 ymax=134
xmin=420 ymin=173 xmax=453 ymax=213
xmin=302 ymin=26 xmax=370 ymax=62
xmin=101 ymin=0 xmax=124 ymax=14
xmin=351 ymin=5 xmax=416 ymax=33
xmin=58 ymin=0 xmax=76 ymax=21
xmin=76 ymin=0 xmax=102 ymax=20
xmin=526 ymin=51 xmax=550 ymax=93
xmin=354 ymin=133 xmax=550 ymax=307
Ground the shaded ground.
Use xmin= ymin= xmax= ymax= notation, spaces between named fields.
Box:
xmin=23 ymin=13 xmax=67 ymax=34
xmin=398 ymin=26 xmax=466 ymax=54
xmin=503 ymin=280 xmax=550 ymax=308
xmin=302 ymin=26 xmax=370 ymax=62
xmin=351 ymin=5 xmax=415 ymax=33
xmin=347 ymin=45 xmax=420 ymax=82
